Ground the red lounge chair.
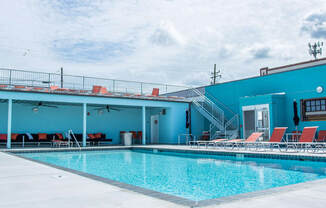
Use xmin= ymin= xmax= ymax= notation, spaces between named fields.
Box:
xmin=146 ymin=88 xmax=160 ymax=97
xmin=257 ymin=127 xmax=288 ymax=151
xmin=0 ymin=85 xmax=8 ymax=88
xmin=152 ymin=88 xmax=159 ymax=96
xmin=92 ymin=85 xmax=102 ymax=94
xmin=317 ymin=130 xmax=326 ymax=142
xmin=50 ymin=86 xmax=59 ymax=91
xmin=0 ymin=134 xmax=7 ymax=143
xmin=287 ymin=126 xmax=318 ymax=151
xmin=37 ymin=133 xmax=51 ymax=146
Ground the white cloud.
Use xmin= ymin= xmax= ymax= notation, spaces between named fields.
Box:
xmin=0 ymin=0 xmax=325 ymax=86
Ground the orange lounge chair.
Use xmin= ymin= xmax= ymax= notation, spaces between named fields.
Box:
xmin=286 ymin=126 xmax=318 ymax=151
xmin=222 ymin=132 xmax=263 ymax=149
xmin=146 ymin=88 xmax=160 ymax=97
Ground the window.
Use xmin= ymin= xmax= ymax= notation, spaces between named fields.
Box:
xmin=301 ymin=98 xmax=326 ymax=121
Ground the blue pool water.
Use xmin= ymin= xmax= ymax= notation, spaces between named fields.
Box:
xmin=18 ymin=150 xmax=326 ymax=201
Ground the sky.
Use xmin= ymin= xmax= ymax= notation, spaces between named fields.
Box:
xmin=0 ymin=0 xmax=326 ymax=87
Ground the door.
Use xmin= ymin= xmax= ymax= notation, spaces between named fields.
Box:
xmin=151 ymin=115 xmax=159 ymax=144
xmin=243 ymin=110 xmax=255 ymax=138
xmin=242 ymin=104 xmax=270 ymax=141
xmin=256 ymin=108 xmax=270 ymax=140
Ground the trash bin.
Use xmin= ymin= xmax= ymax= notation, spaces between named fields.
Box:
xmin=122 ymin=132 xmax=132 ymax=146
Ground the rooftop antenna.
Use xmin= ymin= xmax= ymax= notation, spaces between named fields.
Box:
xmin=308 ymin=41 xmax=323 ymax=60
xmin=210 ymin=64 xmax=222 ymax=85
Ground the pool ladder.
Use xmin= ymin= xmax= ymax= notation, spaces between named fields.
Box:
xmin=68 ymin=129 xmax=81 ymax=151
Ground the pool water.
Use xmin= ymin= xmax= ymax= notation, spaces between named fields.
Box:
xmin=18 ymin=150 xmax=326 ymax=201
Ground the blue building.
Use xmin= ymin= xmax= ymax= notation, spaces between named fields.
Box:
xmin=197 ymin=58 xmax=326 ymax=141
xmin=1 ymin=58 xmax=326 ymax=148
xmin=0 ymin=68 xmax=190 ymax=148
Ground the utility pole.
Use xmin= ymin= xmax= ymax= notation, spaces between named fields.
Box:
xmin=60 ymin=67 xmax=63 ymax=88
xmin=210 ymin=64 xmax=221 ymax=85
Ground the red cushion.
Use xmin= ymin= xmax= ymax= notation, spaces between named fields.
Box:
xmin=56 ymin=133 xmax=63 ymax=140
xmin=0 ymin=134 xmax=7 ymax=140
xmin=11 ymin=134 xmax=18 ymax=141
xmin=38 ymin=133 xmax=47 ymax=140
xmin=88 ymin=134 xmax=96 ymax=139
xmin=94 ymin=133 xmax=102 ymax=139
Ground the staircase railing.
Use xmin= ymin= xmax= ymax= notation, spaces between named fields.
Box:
xmin=225 ymin=114 xmax=240 ymax=139
xmin=191 ymin=88 xmax=225 ymax=136
xmin=205 ymin=90 xmax=240 ymax=139
xmin=190 ymin=88 xmax=240 ymax=140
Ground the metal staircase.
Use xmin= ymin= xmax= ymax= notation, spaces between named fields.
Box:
xmin=191 ymin=88 xmax=239 ymax=140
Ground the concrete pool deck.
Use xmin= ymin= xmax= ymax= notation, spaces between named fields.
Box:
xmin=1 ymin=145 xmax=326 ymax=207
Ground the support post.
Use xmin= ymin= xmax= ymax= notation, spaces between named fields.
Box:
xmin=7 ymin=99 xmax=12 ymax=149
xmin=142 ymin=106 xmax=146 ymax=145
xmin=83 ymin=103 xmax=87 ymax=147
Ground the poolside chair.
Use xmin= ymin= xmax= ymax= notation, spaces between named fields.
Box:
xmin=146 ymin=88 xmax=160 ymax=98
xmin=189 ymin=131 xmax=211 ymax=147
xmin=317 ymin=130 xmax=326 ymax=142
xmin=50 ymin=86 xmax=59 ymax=91
xmin=38 ymin=133 xmax=52 ymax=146
xmin=286 ymin=126 xmax=319 ymax=152
xmin=222 ymin=132 xmax=263 ymax=150
xmin=257 ymin=127 xmax=288 ymax=151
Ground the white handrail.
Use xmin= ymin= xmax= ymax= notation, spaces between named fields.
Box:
xmin=68 ymin=129 xmax=81 ymax=150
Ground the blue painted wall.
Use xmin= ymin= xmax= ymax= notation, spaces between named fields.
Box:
xmin=204 ymin=64 xmax=326 ymax=136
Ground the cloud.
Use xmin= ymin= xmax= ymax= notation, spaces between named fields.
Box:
xmin=150 ymin=21 xmax=187 ymax=46
xmin=0 ymin=1 xmax=325 ymax=87
xmin=52 ymin=39 xmax=133 ymax=63
xmin=301 ymin=11 xmax=326 ymax=39
xmin=251 ymin=47 xmax=271 ymax=59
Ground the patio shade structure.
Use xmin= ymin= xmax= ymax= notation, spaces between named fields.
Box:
xmin=293 ymin=100 xmax=300 ymax=131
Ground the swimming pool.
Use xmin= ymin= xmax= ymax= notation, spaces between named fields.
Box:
xmin=17 ymin=149 xmax=326 ymax=202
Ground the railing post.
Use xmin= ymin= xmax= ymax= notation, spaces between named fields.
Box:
xmin=82 ymin=76 xmax=85 ymax=90
xmin=140 ymin=82 xmax=143 ymax=95
xmin=48 ymin=73 xmax=51 ymax=88
xmin=165 ymin=84 xmax=168 ymax=93
xmin=9 ymin=69 xmax=12 ymax=86
xmin=112 ymin=80 xmax=115 ymax=92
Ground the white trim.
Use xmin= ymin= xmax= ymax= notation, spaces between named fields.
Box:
xmin=242 ymin=104 xmax=270 ymax=139
xmin=267 ymin=59 xmax=326 ymax=75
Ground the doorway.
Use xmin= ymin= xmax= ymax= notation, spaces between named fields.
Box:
xmin=150 ymin=115 xmax=159 ymax=144
xmin=242 ymin=104 xmax=270 ymax=141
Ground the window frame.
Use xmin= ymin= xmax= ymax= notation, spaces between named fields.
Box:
xmin=301 ymin=97 xmax=326 ymax=121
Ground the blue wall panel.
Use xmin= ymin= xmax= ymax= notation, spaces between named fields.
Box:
xmin=205 ymin=65 xmax=326 ymax=134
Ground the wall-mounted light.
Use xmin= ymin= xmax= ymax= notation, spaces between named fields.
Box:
xmin=316 ymin=86 xmax=323 ymax=93
xmin=32 ymin=107 xmax=39 ymax=113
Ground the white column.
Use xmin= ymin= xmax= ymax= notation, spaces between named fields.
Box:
xmin=142 ymin=106 xmax=146 ymax=145
xmin=7 ymin=99 xmax=12 ymax=149
xmin=83 ymin=103 xmax=87 ymax=147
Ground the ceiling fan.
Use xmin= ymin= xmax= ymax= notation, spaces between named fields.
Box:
xmin=94 ymin=105 xmax=120 ymax=112
xmin=23 ymin=101 xmax=58 ymax=108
